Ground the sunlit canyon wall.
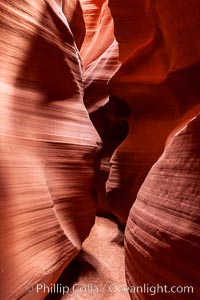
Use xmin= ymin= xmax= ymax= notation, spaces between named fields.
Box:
xmin=0 ymin=0 xmax=200 ymax=299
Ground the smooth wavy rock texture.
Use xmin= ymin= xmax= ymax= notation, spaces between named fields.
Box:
xmin=62 ymin=0 xmax=85 ymax=50
xmin=125 ymin=114 xmax=200 ymax=300
xmin=80 ymin=0 xmax=115 ymax=69
xmin=0 ymin=0 xmax=200 ymax=300
xmin=0 ymin=1 xmax=101 ymax=299
xmin=79 ymin=0 xmax=122 ymax=215
xmin=107 ymin=0 xmax=200 ymax=223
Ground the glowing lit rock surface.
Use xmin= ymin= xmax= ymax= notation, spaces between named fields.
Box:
xmin=80 ymin=0 xmax=115 ymax=69
xmin=0 ymin=1 xmax=101 ymax=299
xmin=0 ymin=0 xmax=200 ymax=299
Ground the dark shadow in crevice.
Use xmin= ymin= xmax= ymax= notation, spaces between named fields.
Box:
xmin=45 ymin=250 xmax=97 ymax=300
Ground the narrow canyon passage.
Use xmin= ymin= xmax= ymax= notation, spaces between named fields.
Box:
xmin=46 ymin=217 xmax=129 ymax=300
xmin=0 ymin=1 xmax=200 ymax=300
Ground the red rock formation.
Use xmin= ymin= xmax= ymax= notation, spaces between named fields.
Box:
xmin=107 ymin=0 xmax=200 ymax=223
xmin=79 ymin=0 xmax=123 ymax=215
xmin=80 ymin=0 xmax=115 ymax=69
xmin=125 ymin=114 xmax=200 ymax=300
xmin=0 ymin=1 xmax=101 ymax=299
xmin=1 ymin=0 xmax=200 ymax=299
xmin=62 ymin=0 xmax=85 ymax=50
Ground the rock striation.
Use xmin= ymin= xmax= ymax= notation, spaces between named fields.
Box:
xmin=0 ymin=0 xmax=200 ymax=299
xmin=0 ymin=1 xmax=101 ymax=299
xmin=107 ymin=0 xmax=200 ymax=223
xmin=125 ymin=114 xmax=200 ymax=299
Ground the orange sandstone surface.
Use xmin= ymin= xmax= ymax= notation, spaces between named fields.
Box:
xmin=0 ymin=1 xmax=200 ymax=299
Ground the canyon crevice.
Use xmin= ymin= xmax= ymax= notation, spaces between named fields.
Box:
xmin=0 ymin=1 xmax=200 ymax=299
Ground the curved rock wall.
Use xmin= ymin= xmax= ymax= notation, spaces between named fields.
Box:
xmin=0 ymin=0 xmax=200 ymax=299
xmin=107 ymin=0 xmax=200 ymax=223
xmin=125 ymin=114 xmax=200 ymax=299
xmin=0 ymin=1 xmax=101 ymax=299
xmin=79 ymin=0 xmax=123 ymax=215
xmin=80 ymin=0 xmax=115 ymax=69
xmin=62 ymin=0 xmax=85 ymax=50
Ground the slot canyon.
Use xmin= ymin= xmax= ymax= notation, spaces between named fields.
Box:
xmin=0 ymin=0 xmax=200 ymax=299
